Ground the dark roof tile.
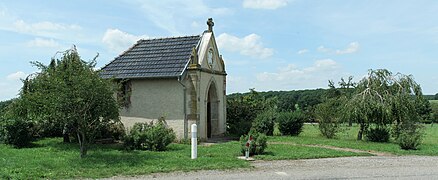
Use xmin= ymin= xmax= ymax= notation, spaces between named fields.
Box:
xmin=100 ymin=35 xmax=201 ymax=79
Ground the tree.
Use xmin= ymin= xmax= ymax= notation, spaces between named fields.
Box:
xmin=227 ymin=89 xmax=277 ymax=136
xmin=344 ymin=69 xmax=424 ymax=144
xmin=16 ymin=47 xmax=120 ymax=157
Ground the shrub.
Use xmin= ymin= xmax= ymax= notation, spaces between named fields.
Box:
xmin=227 ymin=90 xmax=276 ymax=136
xmin=398 ymin=123 xmax=423 ymax=150
xmin=93 ymin=121 xmax=125 ymax=141
xmin=365 ymin=127 xmax=390 ymax=142
xmin=251 ymin=110 xmax=276 ymax=136
xmin=315 ymin=100 xmax=341 ymax=139
xmin=239 ymin=130 xmax=267 ymax=156
xmin=0 ymin=118 xmax=34 ymax=148
xmin=124 ymin=119 xmax=176 ymax=151
xmin=35 ymin=119 xmax=64 ymax=138
xmin=277 ymin=111 xmax=305 ymax=136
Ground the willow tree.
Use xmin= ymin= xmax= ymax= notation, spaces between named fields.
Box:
xmin=19 ymin=47 xmax=120 ymax=157
xmin=345 ymin=69 xmax=424 ymax=143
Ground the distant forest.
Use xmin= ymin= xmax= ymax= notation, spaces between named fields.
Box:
xmin=0 ymin=89 xmax=437 ymax=113
xmin=228 ymin=89 xmax=438 ymax=112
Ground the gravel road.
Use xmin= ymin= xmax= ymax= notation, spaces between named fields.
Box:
xmin=106 ymin=156 xmax=438 ymax=180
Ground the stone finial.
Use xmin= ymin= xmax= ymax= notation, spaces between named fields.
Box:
xmin=189 ymin=46 xmax=200 ymax=69
xmin=190 ymin=46 xmax=198 ymax=64
xmin=207 ymin=18 xmax=214 ymax=32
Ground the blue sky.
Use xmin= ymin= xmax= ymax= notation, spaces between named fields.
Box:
xmin=1 ymin=0 xmax=438 ymax=101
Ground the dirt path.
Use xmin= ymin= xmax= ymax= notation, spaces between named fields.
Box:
xmin=268 ymin=142 xmax=394 ymax=156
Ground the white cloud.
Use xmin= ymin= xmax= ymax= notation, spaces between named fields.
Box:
xmin=256 ymin=59 xmax=341 ymax=89
xmin=297 ymin=49 xmax=309 ymax=54
xmin=317 ymin=42 xmax=360 ymax=55
xmin=216 ymin=33 xmax=274 ymax=59
xmin=11 ymin=20 xmax=81 ymax=37
xmin=102 ymin=28 xmax=148 ymax=53
xmin=0 ymin=81 xmax=22 ymax=101
xmin=27 ymin=38 xmax=60 ymax=48
xmin=336 ymin=42 xmax=360 ymax=54
xmin=243 ymin=0 xmax=289 ymax=10
xmin=317 ymin=46 xmax=330 ymax=53
xmin=0 ymin=10 xmax=86 ymax=42
xmin=134 ymin=0 xmax=231 ymax=34
xmin=7 ymin=71 xmax=27 ymax=81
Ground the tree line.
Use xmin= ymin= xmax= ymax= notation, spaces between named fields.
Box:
xmin=227 ymin=70 xmax=435 ymax=150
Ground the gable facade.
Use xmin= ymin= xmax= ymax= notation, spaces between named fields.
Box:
xmin=101 ymin=18 xmax=226 ymax=140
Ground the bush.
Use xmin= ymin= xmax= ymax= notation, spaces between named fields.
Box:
xmin=315 ymin=100 xmax=341 ymax=139
xmin=365 ymin=127 xmax=390 ymax=142
xmin=93 ymin=121 xmax=125 ymax=141
xmin=0 ymin=118 xmax=34 ymax=148
xmin=277 ymin=111 xmax=305 ymax=136
xmin=35 ymin=119 xmax=64 ymax=138
xmin=124 ymin=119 xmax=176 ymax=151
xmin=251 ymin=110 xmax=276 ymax=136
xmin=239 ymin=130 xmax=267 ymax=156
xmin=226 ymin=98 xmax=261 ymax=136
xmin=226 ymin=90 xmax=276 ymax=136
xmin=398 ymin=123 xmax=423 ymax=150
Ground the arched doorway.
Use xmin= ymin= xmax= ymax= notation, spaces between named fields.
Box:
xmin=207 ymin=81 xmax=219 ymax=138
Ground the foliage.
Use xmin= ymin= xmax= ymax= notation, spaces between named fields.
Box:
xmin=11 ymin=47 xmax=120 ymax=157
xmin=239 ymin=130 xmax=267 ymax=156
xmin=226 ymin=89 xmax=277 ymax=136
xmin=0 ymin=99 xmax=13 ymax=115
xmin=344 ymin=69 xmax=425 ymax=144
xmin=416 ymin=98 xmax=432 ymax=123
xmin=93 ymin=121 xmax=125 ymax=141
xmin=430 ymin=100 xmax=438 ymax=124
xmin=251 ymin=110 xmax=276 ymax=136
xmin=365 ymin=127 xmax=390 ymax=142
xmin=0 ymin=118 xmax=34 ymax=148
xmin=124 ymin=119 xmax=176 ymax=151
xmin=397 ymin=123 xmax=423 ymax=150
xmin=315 ymin=98 xmax=342 ymax=138
xmin=277 ymin=111 xmax=305 ymax=136
xmin=228 ymin=89 xmax=326 ymax=122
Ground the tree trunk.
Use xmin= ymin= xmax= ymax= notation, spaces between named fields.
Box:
xmin=63 ymin=125 xmax=70 ymax=143
xmin=357 ymin=124 xmax=364 ymax=140
xmin=77 ymin=131 xmax=87 ymax=158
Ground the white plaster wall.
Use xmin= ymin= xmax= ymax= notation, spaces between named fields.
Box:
xmin=120 ymin=79 xmax=185 ymax=139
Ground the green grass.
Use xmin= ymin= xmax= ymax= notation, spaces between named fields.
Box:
xmin=429 ymin=100 xmax=438 ymax=104
xmin=2 ymin=124 xmax=437 ymax=179
xmin=256 ymin=144 xmax=370 ymax=160
xmin=269 ymin=124 xmax=438 ymax=156
xmin=0 ymin=138 xmax=249 ymax=179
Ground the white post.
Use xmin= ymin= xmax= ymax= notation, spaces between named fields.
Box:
xmin=191 ymin=124 xmax=197 ymax=159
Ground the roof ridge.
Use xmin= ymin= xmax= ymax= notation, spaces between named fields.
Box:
xmin=138 ymin=34 xmax=201 ymax=42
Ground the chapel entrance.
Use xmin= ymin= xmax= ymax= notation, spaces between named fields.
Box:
xmin=206 ymin=82 xmax=218 ymax=138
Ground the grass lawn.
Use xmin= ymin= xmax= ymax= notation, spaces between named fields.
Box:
xmin=0 ymin=136 xmax=368 ymax=179
xmin=269 ymin=124 xmax=438 ymax=156
xmin=0 ymin=139 xmax=248 ymax=179
xmin=1 ymin=124 xmax=436 ymax=179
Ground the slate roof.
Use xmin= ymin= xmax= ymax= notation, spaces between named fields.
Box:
xmin=100 ymin=35 xmax=201 ymax=79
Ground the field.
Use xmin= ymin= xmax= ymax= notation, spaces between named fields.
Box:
xmin=1 ymin=124 xmax=437 ymax=179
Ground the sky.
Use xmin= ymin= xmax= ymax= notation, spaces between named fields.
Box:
xmin=1 ymin=0 xmax=438 ymax=101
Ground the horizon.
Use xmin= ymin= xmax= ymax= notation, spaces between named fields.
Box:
xmin=1 ymin=0 xmax=438 ymax=101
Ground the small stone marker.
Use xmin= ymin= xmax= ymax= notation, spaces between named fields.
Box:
xmin=191 ymin=124 xmax=197 ymax=159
